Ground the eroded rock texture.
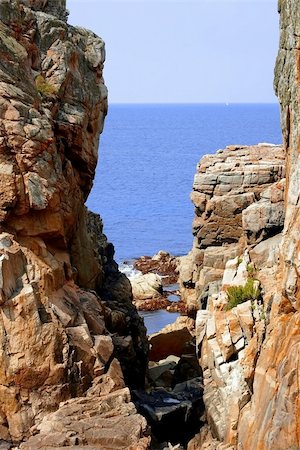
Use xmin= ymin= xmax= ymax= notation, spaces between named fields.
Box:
xmin=179 ymin=143 xmax=285 ymax=449
xmin=184 ymin=2 xmax=300 ymax=447
xmin=0 ymin=0 xmax=148 ymax=447
xmin=237 ymin=1 xmax=300 ymax=448
xmin=179 ymin=144 xmax=285 ymax=312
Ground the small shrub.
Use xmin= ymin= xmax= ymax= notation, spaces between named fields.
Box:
xmin=246 ymin=263 xmax=256 ymax=278
xmin=35 ymin=74 xmax=57 ymax=97
xmin=237 ymin=257 xmax=243 ymax=265
xmin=225 ymin=279 xmax=261 ymax=310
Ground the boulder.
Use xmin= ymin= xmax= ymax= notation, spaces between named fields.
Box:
xmin=131 ymin=273 xmax=163 ymax=301
xmin=133 ymin=378 xmax=204 ymax=445
xmin=134 ymin=251 xmax=179 ymax=285
xmin=149 ymin=317 xmax=195 ymax=361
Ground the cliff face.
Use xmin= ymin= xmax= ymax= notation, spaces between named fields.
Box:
xmin=237 ymin=1 xmax=300 ymax=447
xmin=186 ymin=2 xmax=300 ymax=448
xmin=0 ymin=1 xmax=148 ymax=447
xmin=182 ymin=145 xmax=286 ymax=449
xmin=274 ymin=0 xmax=300 ymax=313
xmin=180 ymin=144 xmax=285 ymax=312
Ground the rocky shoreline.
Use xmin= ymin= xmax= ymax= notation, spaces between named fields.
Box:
xmin=119 ymin=142 xmax=287 ymax=448
xmin=128 ymin=252 xmax=187 ymax=314
xmin=0 ymin=0 xmax=299 ymax=449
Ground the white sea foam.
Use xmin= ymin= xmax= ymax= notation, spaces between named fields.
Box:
xmin=119 ymin=262 xmax=142 ymax=280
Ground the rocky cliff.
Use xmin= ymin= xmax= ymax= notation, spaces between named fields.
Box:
xmin=238 ymin=1 xmax=300 ymax=447
xmin=179 ymin=144 xmax=285 ymax=449
xmin=0 ymin=1 xmax=148 ymax=448
xmin=184 ymin=2 xmax=300 ymax=448
xmin=180 ymin=144 xmax=285 ymax=313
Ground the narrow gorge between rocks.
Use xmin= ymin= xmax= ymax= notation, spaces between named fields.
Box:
xmin=0 ymin=1 xmax=299 ymax=450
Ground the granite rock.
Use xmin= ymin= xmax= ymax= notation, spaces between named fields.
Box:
xmin=184 ymin=3 xmax=300 ymax=445
xmin=134 ymin=251 xmax=179 ymax=285
xmin=131 ymin=273 xmax=163 ymax=301
xmin=0 ymin=1 xmax=148 ymax=447
xmin=179 ymin=144 xmax=285 ymax=311
xmin=235 ymin=2 xmax=300 ymax=448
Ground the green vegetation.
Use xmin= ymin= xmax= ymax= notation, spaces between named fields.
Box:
xmin=246 ymin=263 xmax=256 ymax=278
xmin=35 ymin=74 xmax=57 ymax=97
xmin=237 ymin=256 xmax=243 ymax=265
xmin=260 ymin=309 xmax=266 ymax=321
xmin=225 ymin=279 xmax=261 ymax=310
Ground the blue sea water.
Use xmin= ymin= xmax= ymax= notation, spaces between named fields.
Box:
xmin=86 ymin=104 xmax=282 ymax=263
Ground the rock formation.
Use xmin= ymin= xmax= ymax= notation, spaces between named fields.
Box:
xmin=2 ymin=0 xmax=300 ymax=448
xmin=130 ymin=252 xmax=184 ymax=312
xmin=183 ymin=2 xmax=300 ymax=447
xmin=178 ymin=144 xmax=286 ymax=448
xmin=134 ymin=251 xmax=179 ymax=285
xmin=179 ymin=144 xmax=285 ymax=312
xmin=0 ymin=0 xmax=148 ymax=447
xmin=237 ymin=1 xmax=300 ymax=447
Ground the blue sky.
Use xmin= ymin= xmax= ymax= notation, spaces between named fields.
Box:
xmin=68 ymin=0 xmax=279 ymax=103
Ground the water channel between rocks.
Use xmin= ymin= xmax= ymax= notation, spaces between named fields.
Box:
xmin=120 ymin=263 xmax=181 ymax=335
xmin=119 ymin=260 xmax=204 ymax=448
xmin=139 ymin=310 xmax=180 ymax=335
xmin=139 ymin=283 xmax=181 ymax=334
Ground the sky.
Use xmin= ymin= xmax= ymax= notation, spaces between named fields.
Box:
xmin=68 ymin=0 xmax=280 ymax=104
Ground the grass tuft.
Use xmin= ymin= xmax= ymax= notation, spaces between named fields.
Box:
xmin=225 ymin=279 xmax=261 ymax=310
xmin=35 ymin=74 xmax=57 ymax=97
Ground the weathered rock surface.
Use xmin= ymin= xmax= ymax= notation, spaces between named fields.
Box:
xmin=235 ymin=1 xmax=300 ymax=448
xmin=182 ymin=146 xmax=289 ymax=448
xmin=194 ymin=252 xmax=268 ymax=446
xmin=131 ymin=273 xmax=163 ymax=301
xmin=183 ymin=3 xmax=300 ymax=446
xmin=149 ymin=317 xmax=195 ymax=362
xmin=242 ymin=178 xmax=285 ymax=243
xmin=179 ymin=144 xmax=285 ymax=312
xmin=19 ymin=388 xmax=150 ymax=450
xmin=134 ymin=251 xmax=179 ymax=285
xmin=191 ymin=144 xmax=285 ymax=248
xmin=0 ymin=1 xmax=148 ymax=448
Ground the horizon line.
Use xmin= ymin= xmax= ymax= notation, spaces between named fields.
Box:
xmin=108 ymin=101 xmax=279 ymax=105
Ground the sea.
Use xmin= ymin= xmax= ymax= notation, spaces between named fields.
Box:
xmin=86 ymin=103 xmax=282 ymax=334
xmin=87 ymin=103 xmax=282 ymax=265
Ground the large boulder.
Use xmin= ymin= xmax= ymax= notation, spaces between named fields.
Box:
xmin=131 ymin=273 xmax=163 ymax=301
xmin=149 ymin=317 xmax=195 ymax=361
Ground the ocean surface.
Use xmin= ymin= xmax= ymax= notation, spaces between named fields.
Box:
xmin=87 ymin=103 xmax=282 ymax=263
